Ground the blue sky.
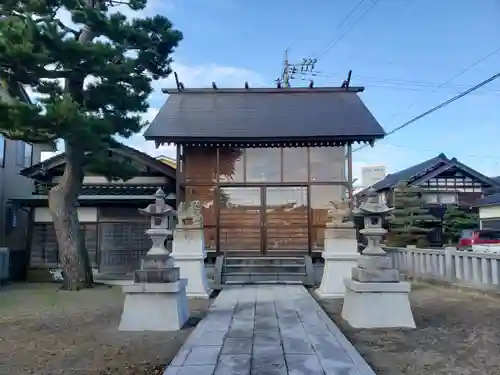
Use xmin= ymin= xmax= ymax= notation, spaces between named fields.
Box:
xmin=46 ymin=0 xmax=500 ymax=181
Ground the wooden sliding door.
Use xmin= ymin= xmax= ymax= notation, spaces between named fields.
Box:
xmin=264 ymin=186 xmax=309 ymax=253
xmin=219 ymin=187 xmax=263 ymax=253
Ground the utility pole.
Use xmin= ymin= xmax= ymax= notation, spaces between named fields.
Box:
xmin=282 ymin=49 xmax=291 ymax=87
xmin=278 ymin=48 xmax=318 ymax=87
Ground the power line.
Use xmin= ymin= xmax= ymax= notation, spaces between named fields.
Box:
xmin=380 ymin=143 xmax=500 ymax=162
xmin=353 ymin=71 xmax=500 ymax=152
xmin=316 ymin=0 xmax=380 ymax=62
xmin=379 ymin=45 xmax=500 ymax=122
xmin=296 ymin=70 xmax=500 ymax=94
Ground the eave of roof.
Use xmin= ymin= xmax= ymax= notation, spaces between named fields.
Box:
xmin=21 ymin=143 xmax=176 ymax=180
xmin=144 ymin=86 xmax=385 ymax=146
xmin=475 ymin=193 xmax=500 ymax=207
xmin=10 ymin=193 xmax=177 ymax=206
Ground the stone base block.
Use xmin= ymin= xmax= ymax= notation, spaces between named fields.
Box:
xmin=357 ymin=255 xmax=392 ymax=270
xmin=351 ymin=267 xmax=400 ymax=282
xmin=134 ymin=267 xmax=180 ymax=283
xmin=341 ymin=280 xmax=416 ymax=329
xmin=173 ymin=256 xmax=212 ymax=298
xmin=316 ymin=254 xmax=358 ymax=299
xmin=141 ymin=253 xmax=175 ymax=269
xmin=119 ymin=280 xmax=189 ymax=331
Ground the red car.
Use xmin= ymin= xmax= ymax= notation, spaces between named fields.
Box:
xmin=457 ymin=229 xmax=500 ymax=250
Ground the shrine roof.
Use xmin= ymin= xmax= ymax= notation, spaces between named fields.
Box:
xmin=144 ymin=87 xmax=386 ymax=147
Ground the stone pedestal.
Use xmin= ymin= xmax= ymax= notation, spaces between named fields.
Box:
xmin=316 ymin=224 xmax=359 ymax=299
xmin=119 ymin=279 xmax=189 ymax=331
xmin=119 ymin=253 xmax=189 ymax=331
xmin=341 ymin=280 xmax=415 ymax=329
xmin=171 ymin=228 xmax=211 ymax=298
xmin=342 ymin=254 xmax=415 ymax=329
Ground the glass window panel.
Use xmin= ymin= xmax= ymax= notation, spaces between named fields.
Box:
xmin=310 ymin=185 xmax=344 ymax=227
xmin=0 ymin=135 xmax=5 ymax=167
xmin=245 ymin=148 xmax=281 ymax=182
xmin=283 ymin=147 xmax=308 ymax=182
xmin=311 ymin=227 xmax=325 ymax=250
xmin=184 ymin=146 xmax=217 ymax=182
xmin=218 ymin=147 xmax=244 ymax=182
xmin=309 ymin=147 xmax=345 ymax=182
xmin=184 ymin=185 xmax=216 ymax=226
xmin=24 ymin=143 xmax=33 ymax=167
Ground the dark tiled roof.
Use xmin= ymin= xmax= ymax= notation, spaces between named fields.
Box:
xmin=144 ymin=88 xmax=385 ymax=144
xmin=475 ymin=193 xmax=500 ymax=207
xmin=35 ymin=184 xmax=166 ymax=196
xmin=370 ymin=153 xmax=450 ymax=191
xmin=21 ymin=143 xmax=176 ymax=180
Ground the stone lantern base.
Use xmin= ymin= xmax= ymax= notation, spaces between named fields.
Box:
xmin=118 ymin=253 xmax=189 ymax=332
xmin=341 ymin=254 xmax=415 ymax=329
xmin=341 ymin=279 xmax=415 ymax=329
xmin=119 ymin=279 xmax=189 ymax=331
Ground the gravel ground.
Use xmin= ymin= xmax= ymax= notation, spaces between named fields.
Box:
xmin=316 ymin=282 xmax=500 ymax=375
xmin=0 ymin=283 xmax=213 ymax=375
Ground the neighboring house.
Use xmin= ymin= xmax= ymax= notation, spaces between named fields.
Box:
xmin=144 ymin=86 xmax=385 ymax=258
xmin=475 ymin=193 xmax=500 ymax=230
xmin=355 ymin=153 xmax=500 ymax=245
xmin=0 ymin=82 xmax=52 ymax=254
xmin=11 ymin=143 xmax=177 ymax=280
xmin=356 ymin=153 xmax=500 ymax=209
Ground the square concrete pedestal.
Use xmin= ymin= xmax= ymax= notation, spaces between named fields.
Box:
xmin=341 ymin=279 xmax=416 ymax=329
xmin=316 ymin=225 xmax=359 ymax=299
xmin=119 ymin=279 xmax=189 ymax=331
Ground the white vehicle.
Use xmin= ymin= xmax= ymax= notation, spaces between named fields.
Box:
xmin=472 ymin=243 xmax=500 ymax=254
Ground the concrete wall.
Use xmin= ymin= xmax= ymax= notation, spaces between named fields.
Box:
xmin=0 ymin=87 xmax=42 ymax=250
xmin=479 ymin=206 xmax=500 ymax=220
xmin=34 ymin=207 xmax=98 ymax=223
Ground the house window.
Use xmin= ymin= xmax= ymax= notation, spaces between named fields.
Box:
xmin=424 ymin=193 xmax=439 ymax=204
xmin=0 ymin=135 xmax=5 ymax=167
xmin=438 ymin=193 xmax=458 ymax=204
xmin=16 ymin=141 xmax=33 ymax=168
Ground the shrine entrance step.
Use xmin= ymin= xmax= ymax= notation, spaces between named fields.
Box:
xmin=215 ymin=255 xmax=315 ymax=286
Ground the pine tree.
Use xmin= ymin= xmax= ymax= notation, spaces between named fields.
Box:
xmin=387 ymin=185 xmax=437 ymax=247
xmin=0 ymin=0 xmax=182 ymax=289
xmin=442 ymin=206 xmax=478 ymax=244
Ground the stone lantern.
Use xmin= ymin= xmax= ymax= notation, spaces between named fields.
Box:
xmin=118 ymin=188 xmax=189 ymax=332
xmin=341 ymin=188 xmax=416 ymax=329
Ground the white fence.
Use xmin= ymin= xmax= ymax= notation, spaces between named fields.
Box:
xmin=384 ymin=246 xmax=500 ymax=291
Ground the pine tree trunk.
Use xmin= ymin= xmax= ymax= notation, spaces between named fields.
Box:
xmin=48 ymin=142 xmax=93 ymax=290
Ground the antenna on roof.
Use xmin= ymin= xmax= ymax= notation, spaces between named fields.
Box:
xmin=309 ymin=80 xmax=314 ymax=88
xmin=174 ymin=72 xmax=182 ymax=91
xmin=341 ymin=70 xmax=352 ymax=90
xmin=212 ymin=81 xmax=218 ymax=89
xmin=244 ymin=81 xmax=249 ymax=89
xmin=179 ymin=82 xmax=185 ymax=90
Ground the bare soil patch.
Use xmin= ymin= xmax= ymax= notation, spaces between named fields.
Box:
xmin=0 ymin=283 xmax=212 ymax=375
xmin=316 ymin=282 xmax=500 ymax=375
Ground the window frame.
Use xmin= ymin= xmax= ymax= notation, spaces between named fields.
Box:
xmin=0 ymin=135 xmax=5 ymax=168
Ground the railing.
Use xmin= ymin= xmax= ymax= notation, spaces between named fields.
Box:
xmin=384 ymin=246 xmax=500 ymax=291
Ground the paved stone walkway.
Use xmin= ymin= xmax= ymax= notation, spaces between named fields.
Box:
xmin=164 ymin=285 xmax=375 ymax=375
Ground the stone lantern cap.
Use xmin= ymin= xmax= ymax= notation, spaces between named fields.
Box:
xmin=355 ymin=187 xmax=394 ymax=217
xmin=139 ymin=188 xmax=175 ymax=217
